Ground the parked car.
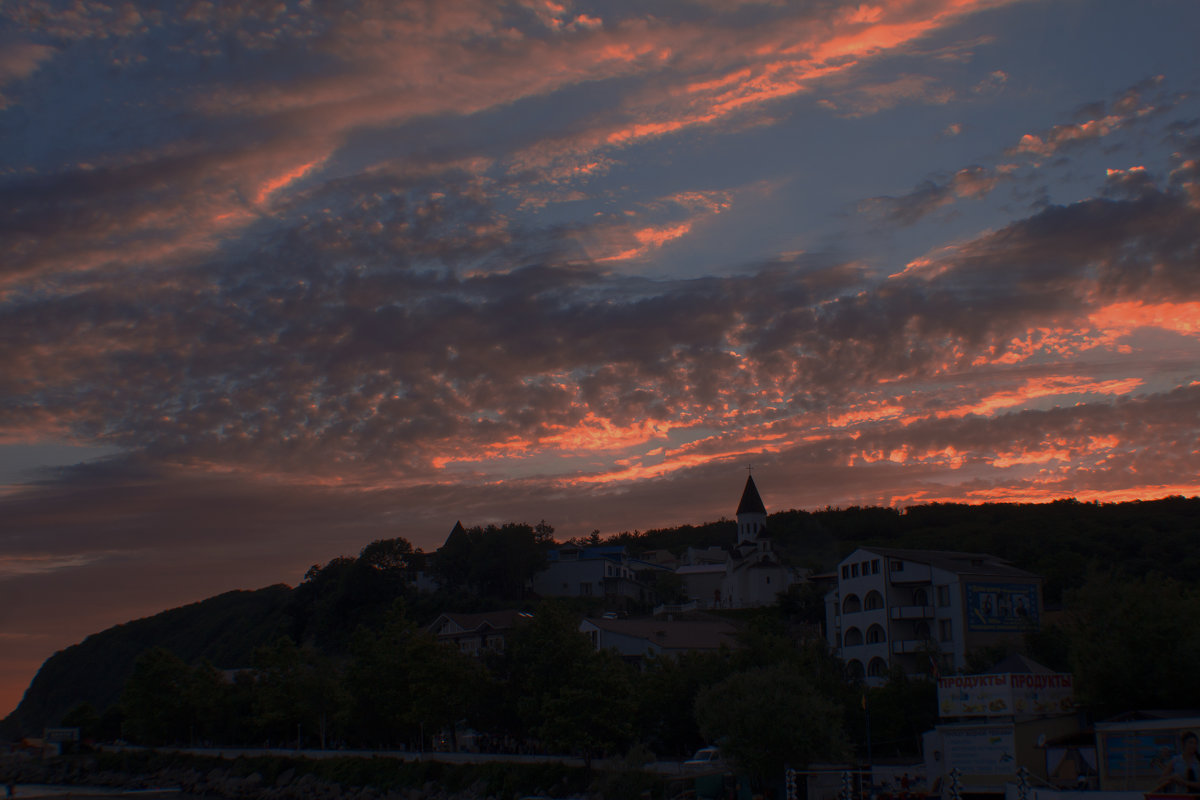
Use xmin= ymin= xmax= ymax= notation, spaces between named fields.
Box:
xmin=684 ymin=746 xmax=724 ymax=771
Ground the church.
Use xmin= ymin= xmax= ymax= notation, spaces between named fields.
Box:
xmin=675 ymin=474 xmax=800 ymax=609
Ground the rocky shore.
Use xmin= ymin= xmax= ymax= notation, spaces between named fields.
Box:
xmin=0 ymin=754 xmax=651 ymax=800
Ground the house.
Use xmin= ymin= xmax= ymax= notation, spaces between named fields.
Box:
xmin=675 ymin=474 xmax=799 ymax=609
xmin=426 ymin=609 xmax=528 ymax=657
xmin=825 ymin=547 xmax=1043 ymax=683
xmin=529 ymin=544 xmax=666 ymax=607
xmin=579 ymin=616 xmax=740 ymax=661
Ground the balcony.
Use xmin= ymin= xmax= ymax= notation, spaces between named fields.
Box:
xmin=890 ymin=605 xmax=934 ymax=620
xmin=890 ymin=638 xmax=933 ymax=655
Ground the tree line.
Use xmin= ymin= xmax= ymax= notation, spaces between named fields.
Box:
xmin=25 ymin=494 xmax=1200 ymax=790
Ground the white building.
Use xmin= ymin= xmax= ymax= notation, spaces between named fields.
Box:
xmin=675 ymin=475 xmax=799 ymax=609
xmin=825 ymin=547 xmax=1042 ymax=684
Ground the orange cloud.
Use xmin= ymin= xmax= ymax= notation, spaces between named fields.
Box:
xmin=938 ymin=376 xmax=1144 ymax=419
xmin=828 ymin=403 xmax=907 ymax=428
xmin=1089 ymin=301 xmax=1200 ymax=337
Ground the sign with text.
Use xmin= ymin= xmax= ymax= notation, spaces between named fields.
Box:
xmin=965 ymin=581 xmax=1039 ymax=631
xmin=941 ymin=724 xmax=1016 ymax=777
xmin=938 ymin=672 xmax=1074 ymax=717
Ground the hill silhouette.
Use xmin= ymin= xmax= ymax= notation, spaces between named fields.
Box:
xmin=4 ymin=496 xmax=1198 ymax=738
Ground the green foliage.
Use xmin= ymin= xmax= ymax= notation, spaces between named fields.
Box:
xmin=359 ymin=537 xmax=417 ymax=572
xmin=1064 ymin=569 xmax=1200 ymax=717
xmin=635 ymin=649 xmax=737 ymax=756
xmin=539 ymin=649 xmax=637 ymax=765
xmin=343 ymin=601 xmax=487 ymax=749
xmin=286 ymin=555 xmax=410 ymax=653
xmin=59 ymin=702 xmax=100 ymax=741
xmin=695 ymin=663 xmax=850 ymax=789
xmin=432 ymin=522 xmax=551 ymax=600
xmin=486 ymin=600 xmax=594 ymax=738
xmin=861 ymin=669 xmax=938 ymax=758
xmin=120 ymin=647 xmax=205 ymax=745
xmin=250 ymin=636 xmax=343 ymax=748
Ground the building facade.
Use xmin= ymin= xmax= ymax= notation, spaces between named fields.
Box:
xmin=825 ymin=547 xmax=1042 ymax=683
xmin=530 ymin=544 xmax=664 ymax=607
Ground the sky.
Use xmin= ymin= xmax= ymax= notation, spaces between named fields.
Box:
xmin=2 ymin=0 xmax=1200 ymax=717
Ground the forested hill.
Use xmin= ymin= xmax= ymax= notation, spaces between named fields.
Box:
xmin=623 ymin=495 xmax=1200 ymax=605
xmin=4 ymin=497 xmax=1198 ymax=739
xmin=1 ymin=586 xmax=293 ymax=739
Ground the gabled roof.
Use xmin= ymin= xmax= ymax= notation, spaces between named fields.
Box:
xmin=427 ymin=609 xmax=525 ymax=636
xmin=736 ymin=474 xmax=766 ymax=515
xmin=583 ymin=617 xmax=740 ymax=651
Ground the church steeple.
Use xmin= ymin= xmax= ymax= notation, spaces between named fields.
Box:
xmin=736 ymin=474 xmax=767 ymax=545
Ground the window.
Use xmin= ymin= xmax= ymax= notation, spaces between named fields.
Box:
xmin=939 ymin=619 xmax=953 ymax=642
xmin=914 ymin=621 xmax=931 ymax=640
xmin=871 ymin=559 xmax=881 ymax=574
xmin=851 ymin=563 xmax=859 ymax=578
xmin=860 ymin=560 xmax=869 ymax=574
xmin=844 ymin=626 xmax=864 ymax=646
xmin=864 ymin=590 xmax=884 ymax=610
xmin=866 ymin=624 xmax=886 ymax=644
xmin=847 ymin=659 xmax=865 ymax=679
xmin=581 ymin=582 xmax=592 ymax=595
xmin=937 ymin=585 xmax=951 ymax=607
xmin=842 ymin=565 xmax=850 ymax=579
xmin=913 ymin=588 xmax=928 ymax=606
xmin=891 ymin=559 xmax=904 ymax=572
xmin=868 ymin=658 xmax=888 ymax=678
xmin=842 ymin=593 xmax=861 ymax=613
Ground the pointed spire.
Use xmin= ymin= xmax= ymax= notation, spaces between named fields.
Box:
xmin=443 ymin=520 xmax=469 ymax=548
xmin=736 ymin=475 xmax=766 ymax=515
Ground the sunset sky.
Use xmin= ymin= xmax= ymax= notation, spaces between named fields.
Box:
xmin=3 ymin=0 xmax=1200 ymax=717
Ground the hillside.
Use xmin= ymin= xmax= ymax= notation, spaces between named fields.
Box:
xmin=0 ymin=586 xmax=292 ymax=740
xmin=4 ymin=496 xmax=1198 ymax=739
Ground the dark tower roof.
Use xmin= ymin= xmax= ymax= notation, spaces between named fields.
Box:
xmin=443 ymin=520 xmax=469 ymax=548
xmin=736 ymin=475 xmax=766 ymax=515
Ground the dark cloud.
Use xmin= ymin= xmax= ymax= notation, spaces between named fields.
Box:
xmin=861 ymin=165 xmax=1002 ymax=226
